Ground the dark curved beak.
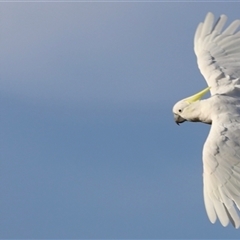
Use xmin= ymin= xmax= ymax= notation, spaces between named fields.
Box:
xmin=174 ymin=114 xmax=186 ymax=125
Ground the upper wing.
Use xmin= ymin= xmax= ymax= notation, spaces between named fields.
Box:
xmin=203 ymin=112 xmax=240 ymax=228
xmin=194 ymin=12 xmax=240 ymax=96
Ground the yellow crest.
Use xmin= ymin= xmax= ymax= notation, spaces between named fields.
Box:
xmin=185 ymin=87 xmax=210 ymax=103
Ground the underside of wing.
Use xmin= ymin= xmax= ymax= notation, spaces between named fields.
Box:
xmin=194 ymin=12 xmax=240 ymax=96
xmin=203 ymin=116 xmax=240 ymax=228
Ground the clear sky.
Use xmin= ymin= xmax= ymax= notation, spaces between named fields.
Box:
xmin=1 ymin=1 xmax=240 ymax=238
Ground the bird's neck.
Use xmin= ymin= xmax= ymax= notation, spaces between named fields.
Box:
xmin=185 ymin=100 xmax=212 ymax=124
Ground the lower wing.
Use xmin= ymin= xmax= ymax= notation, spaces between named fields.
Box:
xmin=203 ymin=114 xmax=240 ymax=228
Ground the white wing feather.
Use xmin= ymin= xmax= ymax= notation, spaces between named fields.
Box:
xmin=203 ymin=109 xmax=240 ymax=228
xmin=194 ymin=13 xmax=240 ymax=228
xmin=194 ymin=12 xmax=240 ymax=96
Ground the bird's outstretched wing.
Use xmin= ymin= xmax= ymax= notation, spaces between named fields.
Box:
xmin=203 ymin=108 xmax=240 ymax=228
xmin=195 ymin=13 xmax=240 ymax=228
xmin=194 ymin=12 xmax=240 ymax=96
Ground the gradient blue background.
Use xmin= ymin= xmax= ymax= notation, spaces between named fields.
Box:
xmin=1 ymin=1 xmax=240 ymax=238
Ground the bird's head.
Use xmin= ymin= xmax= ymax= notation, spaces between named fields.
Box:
xmin=172 ymin=87 xmax=210 ymax=125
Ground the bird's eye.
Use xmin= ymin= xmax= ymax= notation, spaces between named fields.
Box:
xmin=178 ymin=109 xmax=182 ymax=113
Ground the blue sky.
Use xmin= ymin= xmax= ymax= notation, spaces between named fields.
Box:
xmin=1 ymin=2 xmax=240 ymax=238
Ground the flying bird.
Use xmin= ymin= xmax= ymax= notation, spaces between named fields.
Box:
xmin=173 ymin=12 xmax=240 ymax=228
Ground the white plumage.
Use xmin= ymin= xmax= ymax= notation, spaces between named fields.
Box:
xmin=172 ymin=12 xmax=240 ymax=228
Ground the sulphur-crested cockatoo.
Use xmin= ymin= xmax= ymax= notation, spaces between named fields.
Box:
xmin=173 ymin=12 xmax=240 ymax=228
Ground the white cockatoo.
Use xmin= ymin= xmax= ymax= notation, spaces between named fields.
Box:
xmin=173 ymin=12 xmax=240 ymax=228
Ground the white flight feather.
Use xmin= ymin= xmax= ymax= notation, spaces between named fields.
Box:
xmin=202 ymin=98 xmax=240 ymax=228
xmin=194 ymin=12 xmax=240 ymax=95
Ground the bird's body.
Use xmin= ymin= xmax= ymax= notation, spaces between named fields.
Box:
xmin=173 ymin=12 xmax=240 ymax=228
